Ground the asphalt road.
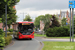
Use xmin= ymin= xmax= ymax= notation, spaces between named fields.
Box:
xmin=4 ymin=38 xmax=40 ymax=50
xmin=4 ymin=36 xmax=75 ymax=50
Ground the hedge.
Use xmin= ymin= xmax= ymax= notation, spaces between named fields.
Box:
xmin=4 ymin=32 xmax=13 ymax=46
xmin=3 ymin=32 xmax=17 ymax=36
xmin=0 ymin=29 xmax=13 ymax=50
xmin=4 ymin=35 xmax=12 ymax=46
xmin=7 ymin=29 xmax=14 ymax=32
xmin=46 ymin=26 xmax=70 ymax=37
xmin=7 ymin=32 xmax=13 ymax=35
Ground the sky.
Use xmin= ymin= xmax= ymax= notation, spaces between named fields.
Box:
xmin=16 ymin=0 xmax=69 ymax=22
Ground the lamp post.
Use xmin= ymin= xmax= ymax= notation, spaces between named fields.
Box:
xmin=3 ymin=15 xmax=4 ymax=31
xmin=20 ymin=12 xmax=27 ymax=21
xmin=70 ymin=8 xmax=71 ymax=42
xmin=72 ymin=8 xmax=74 ymax=42
xmin=5 ymin=4 xmax=7 ymax=37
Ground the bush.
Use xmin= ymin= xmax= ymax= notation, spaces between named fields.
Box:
xmin=0 ymin=32 xmax=13 ymax=49
xmin=46 ymin=26 xmax=69 ymax=37
xmin=7 ymin=29 xmax=14 ymax=32
xmin=0 ymin=29 xmax=13 ymax=49
xmin=7 ymin=32 xmax=13 ymax=35
xmin=0 ymin=29 xmax=5 ymax=49
xmin=3 ymin=32 xmax=13 ymax=36
xmin=4 ymin=36 xmax=12 ymax=46
xmin=4 ymin=32 xmax=18 ymax=36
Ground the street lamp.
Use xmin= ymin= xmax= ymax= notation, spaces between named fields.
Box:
xmin=20 ymin=12 xmax=27 ymax=21
xmin=5 ymin=0 xmax=18 ymax=37
xmin=3 ymin=15 xmax=4 ymax=31
xmin=5 ymin=3 xmax=7 ymax=37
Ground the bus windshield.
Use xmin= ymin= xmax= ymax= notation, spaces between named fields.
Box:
xmin=18 ymin=23 xmax=34 ymax=35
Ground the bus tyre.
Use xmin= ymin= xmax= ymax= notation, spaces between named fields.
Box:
xmin=16 ymin=35 xmax=19 ymax=40
xmin=30 ymin=38 xmax=32 ymax=40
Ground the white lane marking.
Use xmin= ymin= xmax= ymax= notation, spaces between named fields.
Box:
xmin=42 ymin=39 xmax=72 ymax=41
xmin=42 ymin=38 xmax=70 ymax=40
xmin=34 ymin=39 xmax=40 ymax=42
xmin=43 ymin=39 xmax=69 ymax=40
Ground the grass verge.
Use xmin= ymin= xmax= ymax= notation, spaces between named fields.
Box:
xmin=34 ymin=33 xmax=75 ymax=39
xmin=34 ymin=33 xmax=46 ymax=37
xmin=46 ymin=37 xmax=75 ymax=39
xmin=42 ymin=42 xmax=75 ymax=50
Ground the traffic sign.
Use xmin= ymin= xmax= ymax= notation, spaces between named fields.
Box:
xmin=69 ymin=4 xmax=74 ymax=8
xmin=74 ymin=1 xmax=75 ymax=4
xmin=69 ymin=1 xmax=74 ymax=5
xmin=69 ymin=1 xmax=75 ymax=8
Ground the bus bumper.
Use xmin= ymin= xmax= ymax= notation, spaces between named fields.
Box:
xmin=19 ymin=35 xmax=34 ymax=39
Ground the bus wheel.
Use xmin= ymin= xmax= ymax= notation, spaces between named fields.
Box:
xmin=30 ymin=38 xmax=32 ymax=40
xmin=16 ymin=35 xmax=19 ymax=40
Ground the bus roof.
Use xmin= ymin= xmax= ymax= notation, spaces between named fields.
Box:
xmin=18 ymin=22 xmax=34 ymax=24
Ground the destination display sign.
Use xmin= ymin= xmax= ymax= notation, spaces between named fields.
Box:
xmin=22 ymin=23 xmax=30 ymax=25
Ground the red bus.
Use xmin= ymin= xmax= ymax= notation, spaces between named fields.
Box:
xmin=13 ymin=22 xmax=34 ymax=40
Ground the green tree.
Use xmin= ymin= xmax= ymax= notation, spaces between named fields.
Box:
xmin=34 ymin=15 xmax=44 ymax=29
xmin=41 ymin=14 xmax=52 ymax=31
xmin=7 ymin=14 xmax=18 ymax=29
xmin=24 ymin=14 xmax=32 ymax=22
xmin=34 ymin=14 xmax=52 ymax=31
xmin=34 ymin=14 xmax=60 ymax=31
xmin=0 ymin=0 xmax=20 ymax=17
xmin=61 ymin=17 xmax=67 ymax=26
xmin=1 ymin=13 xmax=18 ymax=29
xmin=50 ymin=15 xmax=60 ymax=28
xmin=0 ymin=0 xmax=20 ymax=29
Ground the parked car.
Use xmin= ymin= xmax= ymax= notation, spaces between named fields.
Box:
xmin=35 ymin=30 xmax=43 ymax=34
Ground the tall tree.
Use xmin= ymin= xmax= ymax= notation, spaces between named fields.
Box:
xmin=34 ymin=14 xmax=52 ymax=31
xmin=7 ymin=14 xmax=17 ymax=29
xmin=50 ymin=15 xmax=60 ymax=28
xmin=41 ymin=14 xmax=52 ymax=31
xmin=34 ymin=15 xmax=44 ymax=28
xmin=0 ymin=0 xmax=20 ymax=17
xmin=0 ymin=0 xmax=20 ymax=29
xmin=24 ymin=14 xmax=32 ymax=22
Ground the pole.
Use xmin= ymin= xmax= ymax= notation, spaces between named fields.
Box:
xmin=43 ymin=31 xmax=44 ymax=37
xmin=20 ymin=12 xmax=27 ymax=21
xmin=72 ymin=8 xmax=74 ymax=42
xmin=23 ymin=12 xmax=24 ymax=21
xmin=5 ymin=5 xmax=7 ymax=37
xmin=70 ymin=8 xmax=71 ymax=42
xmin=3 ymin=15 xmax=4 ymax=31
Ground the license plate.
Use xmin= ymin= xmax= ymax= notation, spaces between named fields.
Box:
xmin=25 ymin=36 xmax=28 ymax=37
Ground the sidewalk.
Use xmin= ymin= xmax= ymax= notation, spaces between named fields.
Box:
xmin=42 ymin=37 xmax=75 ymax=42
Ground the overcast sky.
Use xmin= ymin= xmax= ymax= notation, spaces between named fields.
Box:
xmin=16 ymin=0 xmax=69 ymax=22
